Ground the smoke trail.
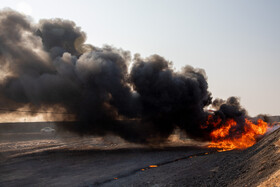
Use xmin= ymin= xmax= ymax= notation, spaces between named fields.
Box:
xmin=1 ymin=9 xmax=259 ymax=144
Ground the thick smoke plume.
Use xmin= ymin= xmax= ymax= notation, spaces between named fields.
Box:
xmin=0 ymin=9 xmax=256 ymax=143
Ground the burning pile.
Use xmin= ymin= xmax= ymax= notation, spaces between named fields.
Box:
xmin=202 ymin=115 xmax=268 ymax=151
xmin=0 ymin=9 xmax=269 ymax=149
xmin=200 ymin=97 xmax=270 ymax=151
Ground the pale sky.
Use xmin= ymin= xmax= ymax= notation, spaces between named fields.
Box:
xmin=0 ymin=0 xmax=279 ymax=116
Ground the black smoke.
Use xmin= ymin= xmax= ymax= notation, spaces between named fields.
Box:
xmin=0 ymin=9 xmax=255 ymax=144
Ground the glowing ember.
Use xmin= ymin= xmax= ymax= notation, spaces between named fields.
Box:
xmin=149 ymin=165 xmax=158 ymax=168
xmin=205 ymin=115 xmax=268 ymax=152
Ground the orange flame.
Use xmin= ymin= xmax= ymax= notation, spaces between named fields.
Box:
xmin=149 ymin=165 xmax=158 ymax=168
xmin=205 ymin=115 xmax=268 ymax=152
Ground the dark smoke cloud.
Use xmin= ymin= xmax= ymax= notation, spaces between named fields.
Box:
xmin=0 ymin=9 xmax=254 ymax=143
xmin=37 ymin=18 xmax=87 ymax=57
xmin=211 ymin=98 xmax=225 ymax=110
xmin=130 ymin=55 xmax=212 ymax=141
xmin=211 ymin=97 xmax=247 ymax=120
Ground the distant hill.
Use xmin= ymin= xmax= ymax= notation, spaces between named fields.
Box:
xmin=252 ymin=115 xmax=280 ymax=123
xmin=268 ymin=115 xmax=280 ymax=122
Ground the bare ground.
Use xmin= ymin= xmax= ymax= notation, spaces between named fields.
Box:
xmin=0 ymin=123 xmax=279 ymax=187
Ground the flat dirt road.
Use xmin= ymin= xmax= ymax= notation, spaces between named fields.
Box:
xmin=0 ymin=122 xmax=279 ymax=186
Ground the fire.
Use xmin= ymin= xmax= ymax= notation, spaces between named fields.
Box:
xmin=149 ymin=165 xmax=158 ymax=168
xmin=205 ymin=115 xmax=268 ymax=152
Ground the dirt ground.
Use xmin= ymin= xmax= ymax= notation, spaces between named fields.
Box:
xmin=0 ymin=122 xmax=279 ymax=187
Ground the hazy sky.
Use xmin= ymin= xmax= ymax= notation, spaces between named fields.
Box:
xmin=0 ymin=0 xmax=279 ymax=116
